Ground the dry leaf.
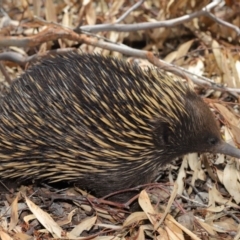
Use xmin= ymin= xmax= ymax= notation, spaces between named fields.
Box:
xmin=223 ymin=159 xmax=240 ymax=204
xmin=176 ymin=156 xmax=188 ymax=195
xmin=57 ymin=208 xmax=78 ymax=226
xmin=23 ymin=214 xmax=36 ymax=225
xmin=96 ymin=223 xmax=122 ymax=230
xmin=206 ymin=205 xmax=225 ymax=212
xmin=123 ymin=212 xmax=148 ymax=227
xmin=213 ymin=218 xmax=238 ymax=233
xmin=138 ymin=190 xmax=163 ymax=235
xmin=138 ymin=190 xmax=157 ymax=225
xmin=155 ymin=182 xmax=178 ymax=229
xmin=13 ymin=232 xmax=32 ymax=240
xmin=25 ymin=196 xmax=64 ymax=238
xmin=45 ymin=0 xmax=57 ymax=22
xmin=157 ymin=227 xmax=169 ymax=240
xmin=227 ymin=50 xmax=240 ymax=88
xmin=85 ymin=1 xmax=96 ymax=25
xmin=109 ymin=0 xmax=125 ymax=16
xmin=8 ymin=194 xmax=19 ymax=231
xmin=165 ymin=221 xmax=184 ymax=240
xmin=0 ymin=230 xmax=12 ymax=240
xmin=165 ymin=215 xmax=201 ymax=240
xmin=196 ymin=219 xmax=217 ymax=236
xmin=216 ymin=168 xmax=224 ymax=184
xmin=209 ymin=185 xmax=240 ymax=208
xmin=174 ymin=40 xmax=194 ymax=65
xmin=70 ymin=216 xmax=97 ymax=237
xmin=212 ymin=40 xmax=233 ymax=86
xmin=188 ymin=153 xmax=206 ymax=194
xmin=137 ymin=224 xmax=150 ymax=240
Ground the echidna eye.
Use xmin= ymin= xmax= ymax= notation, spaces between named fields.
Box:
xmin=208 ymin=137 xmax=218 ymax=145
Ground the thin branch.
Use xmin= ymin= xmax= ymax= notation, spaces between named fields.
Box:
xmin=204 ymin=10 xmax=240 ymax=35
xmin=115 ymin=0 xmax=145 ymax=23
xmin=78 ymin=0 xmax=222 ymax=33
xmin=0 ymin=48 xmax=75 ymax=67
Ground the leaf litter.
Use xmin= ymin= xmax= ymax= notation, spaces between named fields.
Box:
xmin=0 ymin=0 xmax=240 ymax=239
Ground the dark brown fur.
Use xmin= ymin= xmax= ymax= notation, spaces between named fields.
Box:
xmin=0 ymin=51 xmax=226 ymax=199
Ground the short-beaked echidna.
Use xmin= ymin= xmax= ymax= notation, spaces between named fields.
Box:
xmin=0 ymin=51 xmax=240 ymax=198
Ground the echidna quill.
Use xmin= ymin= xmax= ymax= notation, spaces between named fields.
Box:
xmin=0 ymin=51 xmax=240 ymax=199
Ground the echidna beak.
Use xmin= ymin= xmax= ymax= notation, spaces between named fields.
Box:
xmin=214 ymin=141 xmax=240 ymax=158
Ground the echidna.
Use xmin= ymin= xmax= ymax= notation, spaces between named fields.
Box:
xmin=0 ymin=51 xmax=240 ymax=198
